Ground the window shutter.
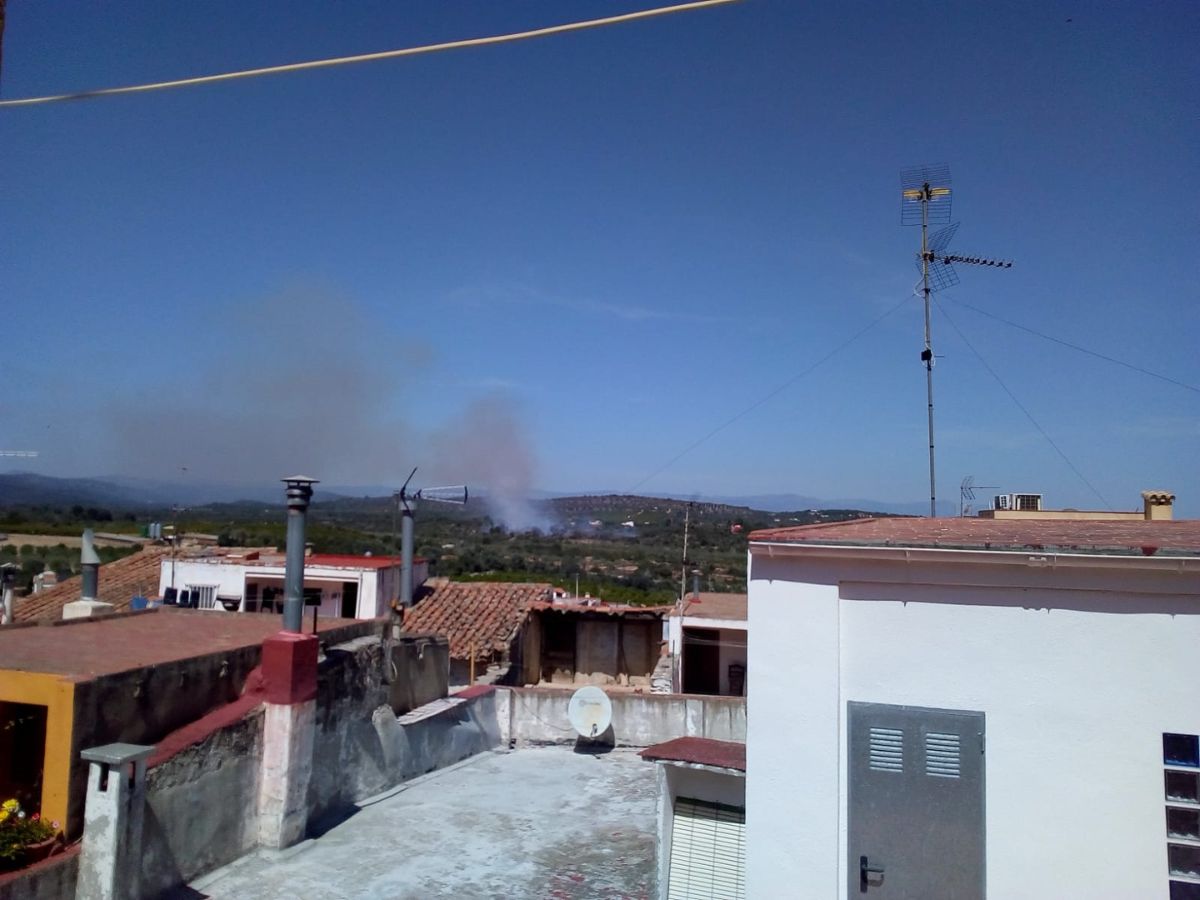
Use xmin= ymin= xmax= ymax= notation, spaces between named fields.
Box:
xmin=668 ymin=798 xmax=746 ymax=900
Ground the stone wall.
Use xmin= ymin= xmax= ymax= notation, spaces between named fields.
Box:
xmin=496 ymin=687 xmax=746 ymax=748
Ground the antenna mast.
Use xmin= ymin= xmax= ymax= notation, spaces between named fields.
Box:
xmin=902 ymin=165 xmax=1011 ymax=517
xmin=393 ymin=468 xmax=468 ymax=610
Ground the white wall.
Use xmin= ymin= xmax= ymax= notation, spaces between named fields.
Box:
xmin=656 ymin=764 xmax=746 ymax=900
xmin=746 ymin=557 xmax=841 ymax=899
xmin=158 ymin=561 xmax=391 ymax=619
xmin=747 ymin=549 xmax=1200 ymax=900
xmin=158 ymin=560 xmax=246 ymax=600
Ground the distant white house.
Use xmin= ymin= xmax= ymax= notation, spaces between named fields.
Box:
xmin=157 ymin=550 xmax=428 ymax=620
xmin=745 ymin=515 xmax=1200 ymax=899
xmin=665 ymin=592 xmax=747 ymax=696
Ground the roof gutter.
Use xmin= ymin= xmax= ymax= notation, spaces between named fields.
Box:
xmin=749 ymin=540 xmax=1200 ymax=575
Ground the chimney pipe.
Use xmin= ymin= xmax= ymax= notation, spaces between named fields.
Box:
xmin=1 ymin=565 xmax=16 ymax=626
xmin=281 ymin=476 xmax=318 ymax=633
xmin=80 ymin=528 xmax=101 ymax=602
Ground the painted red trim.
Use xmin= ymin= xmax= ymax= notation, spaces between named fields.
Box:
xmin=148 ymin=669 xmax=266 ymax=769
xmin=261 ymin=631 xmax=318 ymax=704
xmin=452 ymin=684 xmax=496 ymax=700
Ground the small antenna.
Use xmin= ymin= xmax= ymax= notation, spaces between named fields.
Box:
xmin=0 ymin=450 xmax=39 ymax=458
xmin=959 ymin=475 xmax=999 ymax=517
xmin=901 ymin=164 xmax=1011 ymax=517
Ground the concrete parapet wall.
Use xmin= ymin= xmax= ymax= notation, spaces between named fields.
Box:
xmin=306 ymin=636 xmax=486 ymax=824
xmin=387 ymin=632 xmax=449 ymax=715
xmin=497 ymin=687 xmax=746 ymax=748
xmin=0 ymin=849 xmax=78 ymax=900
xmin=138 ymin=709 xmax=264 ymax=897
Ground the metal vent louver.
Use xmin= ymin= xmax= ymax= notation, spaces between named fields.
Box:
xmin=869 ymin=727 xmax=904 ymax=772
xmin=925 ymin=732 xmax=962 ymax=778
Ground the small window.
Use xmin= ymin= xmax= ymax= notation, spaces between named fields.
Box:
xmin=1165 ymin=733 xmax=1200 ymax=896
xmin=1166 ymin=734 xmax=1200 ymax=769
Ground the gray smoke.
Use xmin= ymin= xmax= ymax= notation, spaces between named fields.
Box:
xmin=103 ymin=287 xmax=421 ymax=486
xmin=428 ymin=395 xmax=550 ymax=532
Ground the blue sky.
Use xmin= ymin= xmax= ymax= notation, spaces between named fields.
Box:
xmin=2 ymin=1 xmax=1197 ymax=513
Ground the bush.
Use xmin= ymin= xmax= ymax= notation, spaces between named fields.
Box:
xmin=0 ymin=799 xmax=60 ymax=871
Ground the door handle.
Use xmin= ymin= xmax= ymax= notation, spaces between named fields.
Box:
xmin=860 ymin=855 xmax=885 ymax=891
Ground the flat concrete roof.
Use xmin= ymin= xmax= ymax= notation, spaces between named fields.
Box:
xmin=0 ymin=608 xmax=376 ymax=680
xmin=750 ymin=517 xmax=1200 ymax=557
xmin=193 ymin=747 xmax=657 ymax=899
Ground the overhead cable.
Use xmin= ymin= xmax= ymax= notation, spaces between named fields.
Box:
xmin=0 ymin=0 xmax=740 ymax=108
xmin=951 ymin=299 xmax=1200 ymax=396
xmin=935 ymin=299 xmax=1112 ymax=510
xmin=627 ymin=293 xmax=912 ymax=492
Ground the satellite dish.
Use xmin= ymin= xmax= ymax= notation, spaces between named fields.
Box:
xmin=567 ymin=686 xmax=612 ymax=739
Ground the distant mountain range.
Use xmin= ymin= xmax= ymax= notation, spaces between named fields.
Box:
xmin=0 ymin=472 xmax=950 ymax=517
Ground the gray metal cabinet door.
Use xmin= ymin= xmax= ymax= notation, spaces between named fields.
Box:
xmin=848 ymin=702 xmax=985 ymax=899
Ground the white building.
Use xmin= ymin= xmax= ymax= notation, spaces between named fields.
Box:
xmin=157 ymin=550 xmax=428 ymax=620
xmin=665 ymin=592 xmax=748 ymax=696
xmin=641 ymin=736 xmax=747 ymax=899
xmin=746 ymin=516 xmax=1200 ymax=899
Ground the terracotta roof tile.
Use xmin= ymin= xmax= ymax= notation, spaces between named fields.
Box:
xmin=12 ymin=545 xmax=172 ymax=622
xmin=670 ymin=592 xmax=747 ymax=621
xmin=402 ymin=579 xmax=552 ymax=661
xmin=749 ymin=517 xmax=1200 ymax=556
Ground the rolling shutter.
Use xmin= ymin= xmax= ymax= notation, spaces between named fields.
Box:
xmin=667 ymin=797 xmax=746 ymax=900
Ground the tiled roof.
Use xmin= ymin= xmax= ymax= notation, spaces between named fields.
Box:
xmin=671 ymin=592 xmax=747 ymax=621
xmin=527 ymin=599 xmax=670 ymax=617
xmin=403 ymin=579 xmax=552 ymax=661
xmin=13 ymin=545 xmax=172 ymax=622
xmin=0 ymin=607 xmax=375 ymax=679
xmin=749 ymin=517 xmax=1200 ymax=557
xmin=640 ymin=737 xmax=746 ymax=772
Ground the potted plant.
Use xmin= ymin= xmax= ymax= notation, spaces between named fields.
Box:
xmin=0 ymin=799 xmax=61 ymax=871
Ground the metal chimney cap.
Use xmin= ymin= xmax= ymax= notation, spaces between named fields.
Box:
xmin=281 ymin=475 xmax=320 ymax=485
xmin=80 ymin=528 xmax=102 ymax=565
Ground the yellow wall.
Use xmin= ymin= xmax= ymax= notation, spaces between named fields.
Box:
xmin=0 ymin=670 xmax=74 ymax=833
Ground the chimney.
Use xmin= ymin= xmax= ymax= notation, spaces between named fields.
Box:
xmin=63 ymin=529 xmax=115 ymax=619
xmin=1142 ymin=490 xmax=1175 ymax=521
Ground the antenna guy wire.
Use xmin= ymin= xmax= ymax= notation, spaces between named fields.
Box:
xmin=950 ymin=299 xmax=1200 ymax=396
xmin=627 ymin=293 xmax=912 ymax=492
xmin=935 ymin=299 xmax=1112 ymax=510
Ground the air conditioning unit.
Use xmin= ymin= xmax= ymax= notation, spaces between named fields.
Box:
xmin=993 ymin=493 xmax=1042 ymax=512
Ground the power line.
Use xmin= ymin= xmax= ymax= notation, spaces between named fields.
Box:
xmin=950 ymin=299 xmax=1200 ymax=396
xmin=0 ymin=0 xmax=740 ymax=108
xmin=935 ymin=299 xmax=1112 ymax=510
xmin=627 ymin=293 xmax=912 ymax=492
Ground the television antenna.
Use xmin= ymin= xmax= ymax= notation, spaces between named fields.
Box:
xmin=959 ymin=475 xmax=999 ymax=518
xmin=901 ymin=164 xmax=1012 ymax=517
xmin=393 ymin=467 xmax=468 ymax=608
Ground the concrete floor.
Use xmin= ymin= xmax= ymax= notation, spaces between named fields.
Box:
xmin=190 ymin=747 xmax=658 ymax=900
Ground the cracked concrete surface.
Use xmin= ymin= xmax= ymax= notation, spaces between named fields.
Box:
xmin=189 ymin=747 xmax=657 ymax=899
